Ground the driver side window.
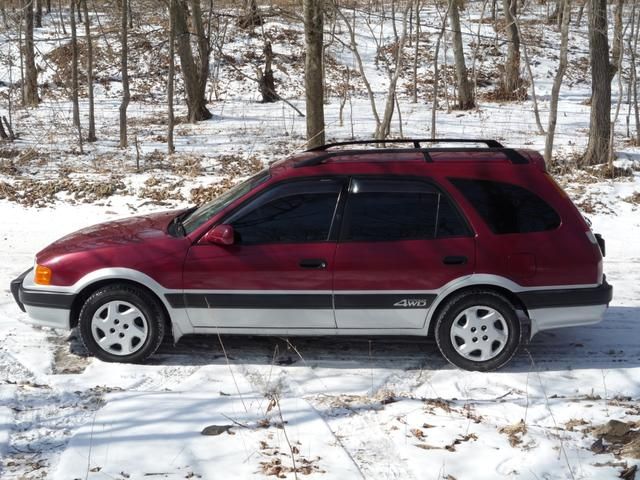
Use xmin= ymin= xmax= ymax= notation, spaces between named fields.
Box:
xmin=226 ymin=179 xmax=342 ymax=245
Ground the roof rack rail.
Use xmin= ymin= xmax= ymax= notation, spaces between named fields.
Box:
xmin=295 ymin=139 xmax=529 ymax=168
xmin=306 ymin=138 xmax=505 ymax=151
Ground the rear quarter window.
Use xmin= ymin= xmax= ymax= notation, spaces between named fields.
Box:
xmin=449 ymin=178 xmax=561 ymax=234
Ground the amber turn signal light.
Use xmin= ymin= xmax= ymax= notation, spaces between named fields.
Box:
xmin=34 ymin=265 xmax=52 ymax=285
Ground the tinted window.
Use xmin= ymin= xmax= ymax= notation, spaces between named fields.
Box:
xmin=343 ymin=179 xmax=468 ymax=241
xmin=450 ymin=178 xmax=560 ymax=234
xmin=182 ymin=169 xmax=270 ymax=234
xmin=228 ymin=180 xmax=341 ymax=245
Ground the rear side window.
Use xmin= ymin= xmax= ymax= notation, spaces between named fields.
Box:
xmin=343 ymin=179 xmax=469 ymax=241
xmin=450 ymin=178 xmax=560 ymax=234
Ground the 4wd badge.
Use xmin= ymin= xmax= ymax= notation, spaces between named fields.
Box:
xmin=393 ymin=299 xmax=429 ymax=308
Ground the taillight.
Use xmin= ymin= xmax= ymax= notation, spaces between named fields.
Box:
xmin=585 ymin=231 xmax=606 ymax=257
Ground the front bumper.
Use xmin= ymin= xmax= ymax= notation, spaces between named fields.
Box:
xmin=11 ymin=268 xmax=74 ymax=330
xmin=10 ymin=268 xmax=31 ymax=312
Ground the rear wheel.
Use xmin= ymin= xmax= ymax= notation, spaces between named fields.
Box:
xmin=434 ymin=290 xmax=521 ymax=371
xmin=78 ymin=284 xmax=165 ymax=363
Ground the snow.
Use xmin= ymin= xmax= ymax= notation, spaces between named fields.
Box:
xmin=1 ymin=187 xmax=640 ymax=478
xmin=2 ymin=2 xmax=640 ymax=479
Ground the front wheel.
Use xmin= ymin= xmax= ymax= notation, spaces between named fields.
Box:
xmin=78 ymin=284 xmax=165 ymax=363
xmin=434 ymin=290 xmax=522 ymax=371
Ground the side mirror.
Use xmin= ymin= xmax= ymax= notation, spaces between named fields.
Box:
xmin=203 ymin=224 xmax=235 ymax=246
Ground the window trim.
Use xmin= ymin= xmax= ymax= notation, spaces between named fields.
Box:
xmin=216 ymin=176 xmax=349 ymax=246
xmin=337 ymin=175 xmax=473 ymax=243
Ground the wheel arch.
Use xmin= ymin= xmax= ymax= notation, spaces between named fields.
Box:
xmin=70 ymin=278 xmax=174 ymax=341
xmin=426 ymin=283 xmax=530 ymax=338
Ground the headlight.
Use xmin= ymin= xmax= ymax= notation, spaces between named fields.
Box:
xmin=34 ymin=265 xmax=52 ymax=285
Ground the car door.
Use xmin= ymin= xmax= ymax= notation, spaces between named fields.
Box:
xmin=333 ymin=177 xmax=476 ymax=329
xmin=182 ymin=177 xmax=344 ymax=329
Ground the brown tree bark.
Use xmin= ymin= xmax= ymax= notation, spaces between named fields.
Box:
xmin=35 ymin=0 xmax=42 ymax=28
xmin=70 ymin=0 xmax=83 ymax=152
xmin=583 ymin=0 xmax=611 ymax=165
xmin=257 ymin=41 xmax=278 ymax=103
xmin=304 ymin=0 xmax=325 ymax=148
xmin=171 ymin=0 xmax=212 ymax=123
xmin=544 ymin=0 xmax=571 ymax=163
xmin=167 ymin=0 xmax=176 ymax=153
xmin=82 ymin=0 xmax=96 ymax=142
xmin=501 ymin=0 xmax=521 ymax=95
xmin=23 ymin=0 xmax=39 ymax=107
xmin=449 ymin=0 xmax=474 ymax=109
xmin=119 ymin=0 xmax=130 ymax=148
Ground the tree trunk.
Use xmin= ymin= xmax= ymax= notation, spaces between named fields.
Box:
xmin=82 ymin=0 xmax=96 ymax=142
xmin=501 ymin=0 xmax=521 ymax=94
xmin=168 ymin=0 xmax=176 ymax=154
xmin=544 ymin=0 xmax=571 ymax=163
xmin=70 ymin=0 xmax=83 ymax=152
xmin=239 ymin=0 xmax=261 ymax=28
xmin=449 ymin=0 xmax=474 ymax=109
xmin=412 ymin=0 xmax=421 ymax=104
xmin=35 ymin=0 xmax=42 ymax=28
xmin=258 ymin=41 xmax=278 ymax=102
xmin=23 ymin=0 xmax=39 ymax=107
xmin=47 ymin=0 xmax=51 ymax=14
xmin=171 ymin=0 xmax=212 ymax=123
xmin=583 ymin=0 xmax=611 ymax=165
xmin=431 ymin=2 xmax=451 ymax=138
xmin=58 ymin=0 xmax=67 ymax=35
xmin=119 ymin=0 xmax=130 ymax=148
xmin=304 ymin=0 xmax=325 ymax=148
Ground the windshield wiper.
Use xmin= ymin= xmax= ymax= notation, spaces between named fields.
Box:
xmin=169 ymin=206 xmax=198 ymax=237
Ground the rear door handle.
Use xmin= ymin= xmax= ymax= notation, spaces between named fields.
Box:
xmin=299 ymin=258 xmax=327 ymax=269
xmin=443 ymin=255 xmax=468 ymax=265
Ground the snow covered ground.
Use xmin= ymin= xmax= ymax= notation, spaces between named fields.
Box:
xmin=0 ymin=174 xmax=639 ymax=479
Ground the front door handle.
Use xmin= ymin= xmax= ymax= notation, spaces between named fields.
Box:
xmin=443 ymin=255 xmax=468 ymax=265
xmin=299 ymin=259 xmax=327 ymax=269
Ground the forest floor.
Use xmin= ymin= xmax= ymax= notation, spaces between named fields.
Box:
xmin=1 ymin=2 xmax=640 ymax=479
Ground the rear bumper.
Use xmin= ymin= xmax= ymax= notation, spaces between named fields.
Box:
xmin=10 ymin=268 xmax=73 ymax=330
xmin=523 ymin=278 xmax=613 ymax=337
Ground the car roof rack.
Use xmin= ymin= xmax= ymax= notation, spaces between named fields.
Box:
xmin=296 ymin=138 xmax=529 ymax=167
xmin=306 ymin=138 xmax=505 ymax=151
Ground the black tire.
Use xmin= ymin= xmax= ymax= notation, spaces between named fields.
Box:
xmin=434 ymin=290 xmax=522 ymax=372
xmin=78 ymin=283 xmax=166 ymax=363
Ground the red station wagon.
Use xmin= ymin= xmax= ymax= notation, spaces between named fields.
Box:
xmin=11 ymin=139 xmax=613 ymax=371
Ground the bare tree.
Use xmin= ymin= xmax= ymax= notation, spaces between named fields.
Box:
xmin=432 ymin=1 xmax=452 ymax=138
xmin=501 ymin=0 xmax=521 ymax=95
xmin=583 ymin=0 xmax=612 ymax=165
xmin=23 ymin=0 xmax=39 ymax=107
xmin=304 ymin=0 xmax=325 ymax=148
xmin=335 ymin=3 xmax=410 ymax=140
xmin=239 ymin=0 xmax=261 ymax=29
xmin=70 ymin=0 xmax=82 ymax=152
xmin=412 ymin=0 xmax=422 ymax=104
xmin=544 ymin=0 xmax=571 ymax=163
xmin=168 ymin=0 xmax=176 ymax=154
xmin=628 ymin=2 xmax=640 ymax=143
xmin=82 ymin=0 xmax=96 ymax=142
xmin=257 ymin=40 xmax=278 ymax=103
xmin=119 ymin=0 xmax=130 ymax=148
xmin=449 ymin=0 xmax=474 ymax=109
xmin=171 ymin=0 xmax=213 ymax=123
xmin=35 ymin=0 xmax=42 ymax=28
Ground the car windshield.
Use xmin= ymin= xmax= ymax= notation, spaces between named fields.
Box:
xmin=182 ymin=169 xmax=271 ymax=234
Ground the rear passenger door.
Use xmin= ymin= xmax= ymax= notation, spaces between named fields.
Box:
xmin=333 ymin=178 xmax=475 ymax=330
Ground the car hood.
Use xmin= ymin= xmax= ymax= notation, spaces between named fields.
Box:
xmin=37 ymin=210 xmax=182 ymax=259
